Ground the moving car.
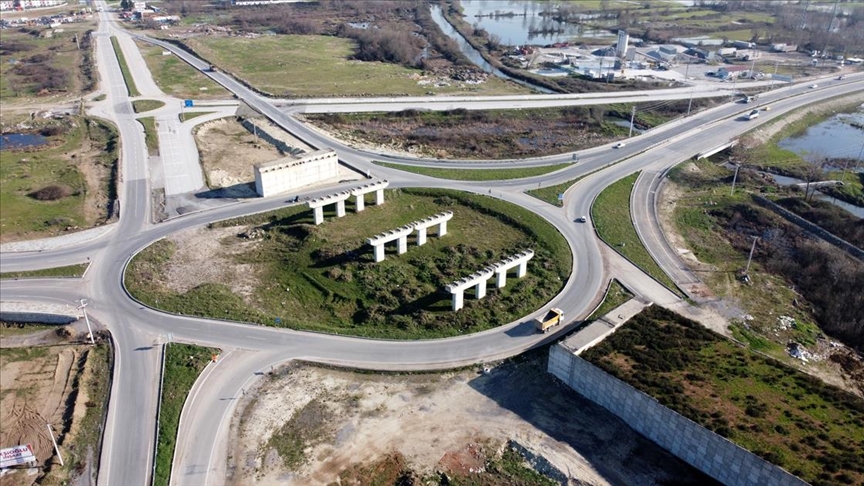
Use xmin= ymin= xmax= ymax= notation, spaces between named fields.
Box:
xmin=614 ymin=142 xmax=626 ymax=149
xmin=810 ymin=84 xmax=819 ymax=88
xmin=576 ymin=216 xmax=587 ymax=223
xmin=838 ymin=75 xmax=847 ymax=80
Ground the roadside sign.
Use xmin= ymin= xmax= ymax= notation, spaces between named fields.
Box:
xmin=275 ymin=317 xmax=282 ymax=324
xmin=184 ymin=99 xmax=193 ymax=107
xmin=0 ymin=444 xmax=36 ymax=468
xmin=772 ymin=74 xmax=793 ymax=83
xmin=557 ymin=193 xmax=564 ymax=201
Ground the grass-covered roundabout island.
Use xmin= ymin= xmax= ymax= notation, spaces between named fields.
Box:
xmin=126 ymin=189 xmax=572 ymax=339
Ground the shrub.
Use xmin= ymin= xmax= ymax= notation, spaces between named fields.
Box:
xmin=29 ymin=185 xmax=72 ymax=201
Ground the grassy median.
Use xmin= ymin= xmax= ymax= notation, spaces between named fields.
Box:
xmin=591 ymin=172 xmax=678 ymax=292
xmin=132 ymin=99 xmax=165 ymax=113
xmin=154 ymin=343 xmax=220 ymax=486
xmin=110 ymin=36 xmax=140 ymax=97
xmin=0 ymin=263 xmax=89 ymax=279
xmin=138 ymin=117 xmax=159 ymax=156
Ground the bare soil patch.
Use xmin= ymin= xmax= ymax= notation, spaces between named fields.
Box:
xmin=226 ymin=355 xmax=715 ymax=485
xmin=194 ymin=118 xmax=284 ymax=189
xmin=161 ymin=226 xmax=262 ymax=302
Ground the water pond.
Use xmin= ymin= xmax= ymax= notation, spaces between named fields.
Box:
xmin=0 ymin=133 xmax=49 ymax=151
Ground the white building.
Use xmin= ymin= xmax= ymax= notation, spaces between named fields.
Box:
xmin=254 ymin=149 xmax=339 ymax=197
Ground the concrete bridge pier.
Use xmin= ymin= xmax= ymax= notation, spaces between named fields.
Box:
xmin=355 ymin=194 xmax=365 ymax=212
xmin=336 ymin=199 xmax=346 ymax=218
xmin=313 ymin=206 xmax=324 ymax=225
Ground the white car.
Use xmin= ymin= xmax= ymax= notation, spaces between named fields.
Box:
xmin=576 ymin=216 xmax=587 ymax=223
xmin=810 ymin=84 xmax=819 ymax=88
xmin=614 ymin=142 xmax=626 ymax=149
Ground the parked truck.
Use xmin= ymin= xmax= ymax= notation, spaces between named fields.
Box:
xmin=535 ymin=308 xmax=564 ymax=333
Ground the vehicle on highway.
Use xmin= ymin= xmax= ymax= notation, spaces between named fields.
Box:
xmin=764 ymin=105 xmax=771 ymax=111
xmin=838 ymin=75 xmax=846 ymax=80
xmin=614 ymin=142 xmax=626 ymax=149
xmin=747 ymin=109 xmax=760 ymax=120
xmin=810 ymin=84 xmax=819 ymax=88
xmin=576 ymin=216 xmax=587 ymax=223
xmin=535 ymin=308 xmax=564 ymax=333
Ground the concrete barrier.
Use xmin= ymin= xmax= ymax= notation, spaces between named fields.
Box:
xmin=548 ymin=346 xmax=807 ymax=486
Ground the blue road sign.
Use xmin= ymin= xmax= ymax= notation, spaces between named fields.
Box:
xmin=184 ymin=99 xmax=194 ymax=107
xmin=558 ymin=193 xmax=564 ymax=201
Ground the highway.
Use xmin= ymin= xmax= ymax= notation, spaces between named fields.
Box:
xmin=0 ymin=4 xmax=862 ymax=485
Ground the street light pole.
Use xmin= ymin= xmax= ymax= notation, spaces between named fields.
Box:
xmin=628 ymin=105 xmax=636 ymax=138
xmin=46 ymin=424 xmax=64 ymax=466
xmin=686 ymin=86 xmax=695 ymax=116
xmin=77 ymin=299 xmax=96 ymax=345
xmin=730 ymin=163 xmax=741 ymax=195
xmin=745 ymin=236 xmax=759 ymax=275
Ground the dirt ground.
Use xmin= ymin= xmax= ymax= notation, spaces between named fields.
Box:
xmin=0 ymin=346 xmax=82 ymax=485
xmin=194 ymin=118 xmax=285 ymax=189
xmin=226 ymin=355 xmax=716 ymax=485
xmin=161 ymin=225 xmax=262 ymax=302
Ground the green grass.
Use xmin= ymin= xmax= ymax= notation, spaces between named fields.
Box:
xmin=110 ymin=36 xmax=140 ymax=97
xmin=135 ymin=40 xmax=230 ymax=99
xmin=132 ymin=99 xmax=165 ymax=114
xmin=154 ymin=343 xmax=219 ymax=486
xmin=0 ymin=322 xmax=55 ymax=337
xmin=591 ymin=172 xmax=679 ymax=292
xmin=138 ymin=117 xmax=159 ymax=156
xmin=182 ymin=34 xmax=526 ymax=98
xmin=587 ymin=279 xmax=634 ymax=321
xmin=373 ymin=161 xmax=572 ymax=181
xmin=582 ymin=306 xmax=864 ymax=486
xmin=526 ymin=173 xmax=592 ymax=206
xmin=179 ymin=111 xmax=215 ymax=122
xmin=0 ymin=116 xmax=119 ymax=240
xmin=126 ymin=189 xmax=572 ymax=339
xmin=0 ymin=263 xmax=89 ymax=279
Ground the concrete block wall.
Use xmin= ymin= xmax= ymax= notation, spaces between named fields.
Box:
xmin=548 ymin=345 xmax=808 ymax=486
xmin=254 ymin=150 xmax=339 ymax=197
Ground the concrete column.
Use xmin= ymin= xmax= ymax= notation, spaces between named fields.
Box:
xmin=452 ymin=290 xmax=464 ymax=311
xmin=397 ymin=235 xmax=407 ymax=255
xmin=355 ymin=194 xmax=365 ymax=212
xmin=375 ymin=189 xmax=384 ymax=205
xmin=476 ymin=279 xmax=487 ymax=300
xmin=313 ymin=206 xmax=324 ymax=225
xmin=439 ymin=220 xmax=448 ymax=236
xmin=336 ymin=200 xmax=346 ymax=218
xmin=373 ymin=244 xmax=385 ymax=263
xmin=496 ymin=270 xmax=507 ymax=288
xmin=516 ymin=261 xmax=527 ymax=278
xmin=416 ymin=227 xmax=427 ymax=246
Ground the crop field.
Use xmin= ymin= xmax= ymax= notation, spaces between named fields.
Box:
xmin=0 ymin=116 xmax=119 ymax=242
xmin=181 ymin=35 xmax=526 ymax=98
xmin=135 ymin=40 xmax=230 ymax=99
xmin=126 ymin=189 xmax=571 ymax=339
xmin=582 ymin=306 xmax=864 ymax=486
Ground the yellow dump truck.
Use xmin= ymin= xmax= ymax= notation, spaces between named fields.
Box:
xmin=535 ymin=308 xmax=564 ymax=333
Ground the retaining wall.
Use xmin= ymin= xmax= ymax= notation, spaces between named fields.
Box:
xmin=548 ymin=344 xmax=807 ymax=486
xmin=752 ymin=195 xmax=864 ymax=262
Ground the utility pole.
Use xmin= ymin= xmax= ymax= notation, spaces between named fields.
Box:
xmin=745 ymin=236 xmax=759 ymax=275
xmin=77 ymin=299 xmax=96 ymax=345
xmin=628 ymin=105 xmax=636 ymax=138
xmin=46 ymin=424 xmax=64 ymax=466
xmin=730 ymin=163 xmax=741 ymax=195
xmin=74 ymin=33 xmax=80 ymax=50
xmin=686 ymin=86 xmax=695 ymax=116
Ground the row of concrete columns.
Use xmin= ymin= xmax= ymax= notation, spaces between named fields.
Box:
xmin=444 ymin=250 xmax=534 ymax=311
xmin=307 ymin=180 xmax=389 ymax=225
xmin=366 ymin=211 xmax=453 ymax=263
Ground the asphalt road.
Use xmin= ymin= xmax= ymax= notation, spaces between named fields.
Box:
xmin=1 ymin=5 xmax=862 ymax=485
